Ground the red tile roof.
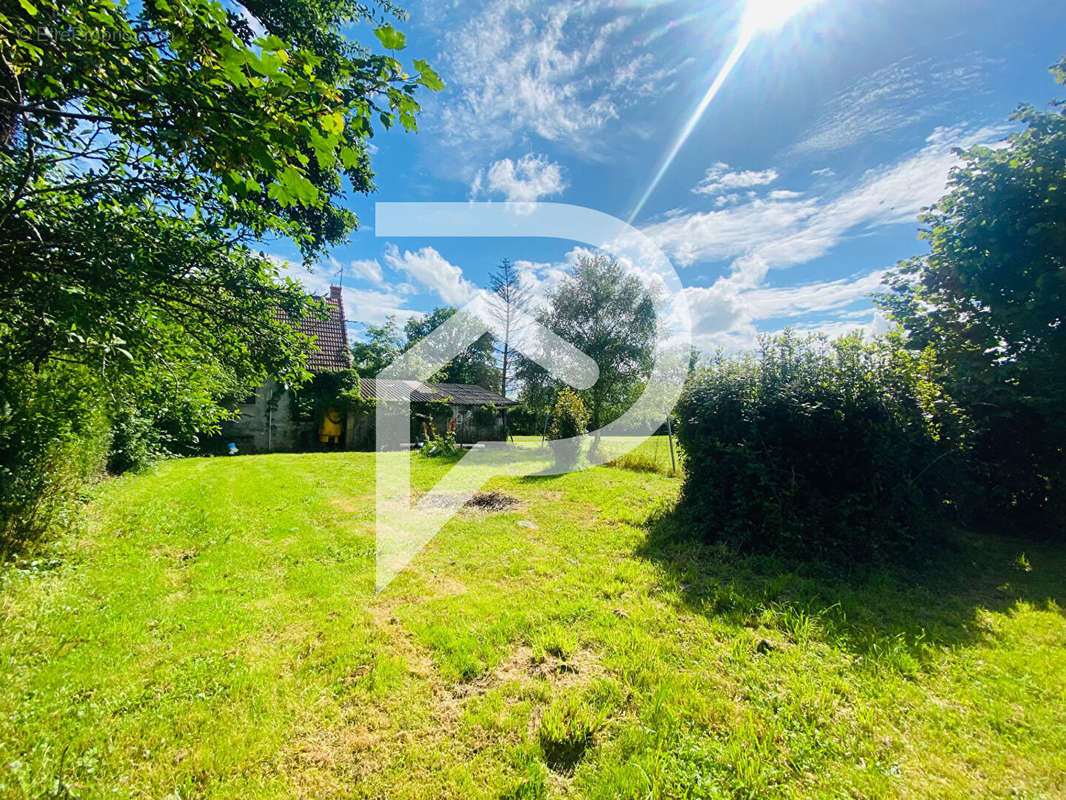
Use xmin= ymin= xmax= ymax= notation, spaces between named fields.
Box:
xmin=274 ymin=285 xmax=351 ymax=372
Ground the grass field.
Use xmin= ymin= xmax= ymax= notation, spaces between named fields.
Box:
xmin=1 ymin=441 xmax=1064 ymax=798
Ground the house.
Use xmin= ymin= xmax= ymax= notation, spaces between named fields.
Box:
xmin=222 ymin=285 xmax=352 ymax=453
xmin=222 ymin=286 xmax=517 ymax=453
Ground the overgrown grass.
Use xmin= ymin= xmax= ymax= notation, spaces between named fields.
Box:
xmin=0 ymin=445 xmax=1063 ymax=798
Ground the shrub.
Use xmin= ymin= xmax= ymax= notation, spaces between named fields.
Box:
xmin=107 ymin=410 xmax=172 ymax=474
xmin=547 ymin=388 xmax=589 ymax=469
xmin=421 ymin=417 xmax=460 ymax=458
xmin=675 ymin=332 xmax=967 ymax=563
xmin=1 ymin=363 xmax=111 ymax=553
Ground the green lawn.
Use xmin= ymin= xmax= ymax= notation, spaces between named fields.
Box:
xmin=1 ymin=445 xmax=1064 ymax=799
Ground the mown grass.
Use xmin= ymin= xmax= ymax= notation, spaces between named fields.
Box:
xmin=510 ymin=434 xmax=682 ymax=476
xmin=0 ymin=442 xmax=1063 ymax=798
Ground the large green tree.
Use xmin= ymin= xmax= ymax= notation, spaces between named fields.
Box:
xmin=878 ymin=58 xmax=1066 ymax=524
xmin=0 ymin=0 xmax=439 ymax=539
xmin=1 ymin=0 xmax=440 ymax=382
xmin=351 ymin=316 xmax=405 ymax=376
xmin=403 ymin=306 xmax=500 ymax=390
xmin=520 ymin=255 xmax=657 ymax=430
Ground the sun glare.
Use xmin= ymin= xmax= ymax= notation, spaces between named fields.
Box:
xmin=742 ymin=0 xmax=817 ymax=33
xmin=626 ymin=0 xmax=822 ymax=224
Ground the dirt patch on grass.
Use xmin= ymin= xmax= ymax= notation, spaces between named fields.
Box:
xmin=411 ymin=489 xmax=522 ymax=513
xmin=292 ymin=725 xmax=379 ymax=767
xmin=450 ymin=645 xmax=601 ymax=701
xmin=465 ymin=490 xmax=520 ymax=511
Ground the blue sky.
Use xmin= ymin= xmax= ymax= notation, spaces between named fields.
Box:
xmin=266 ymin=0 xmax=1066 ymax=354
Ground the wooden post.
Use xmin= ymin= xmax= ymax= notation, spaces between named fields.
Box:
xmin=666 ymin=414 xmax=677 ymax=473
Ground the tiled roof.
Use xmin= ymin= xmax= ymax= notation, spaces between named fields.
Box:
xmin=274 ymin=286 xmax=351 ymax=372
xmin=359 ymin=378 xmax=518 ymax=407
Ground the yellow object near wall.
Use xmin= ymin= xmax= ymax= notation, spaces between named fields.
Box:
xmin=318 ymin=408 xmax=343 ymax=444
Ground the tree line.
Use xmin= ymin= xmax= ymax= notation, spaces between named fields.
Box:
xmin=352 ymin=253 xmax=659 ymax=437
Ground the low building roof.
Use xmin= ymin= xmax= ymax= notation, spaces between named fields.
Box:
xmin=359 ymin=378 xmax=517 ymax=407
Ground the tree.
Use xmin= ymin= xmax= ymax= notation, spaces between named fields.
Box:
xmin=534 ymin=255 xmax=657 ymax=430
xmin=514 ymin=355 xmax=556 ymax=434
xmin=547 ymin=387 xmax=588 ymax=469
xmin=351 ymin=317 xmax=405 ymax=375
xmin=1 ymin=0 xmax=441 ymax=377
xmin=0 ymin=0 xmax=440 ymax=540
xmin=486 ymin=258 xmax=530 ymax=398
xmin=404 ymin=307 xmax=500 ymax=389
xmin=877 ymin=57 xmax=1066 ymax=524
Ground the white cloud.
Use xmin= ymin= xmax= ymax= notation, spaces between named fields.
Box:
xmin=693 ymin=163 xmax=778 ymax=195
xmin=435 ymin=0 xmax=681 ymax=160
xmin=344 ymin=288 xmax=420 ymax=327
xmin=231 ymin=2 xmax=267 ymax=39
xmin=349 ymin=258 xmax=384 ymax=285
xmin=635 ymin=123 xmax=1011 ymax=353
xmin=741 ymin=270 xmax=888 ymax=321
xmin=381 ymin=243 xmax=476 ymax=305
xmin=267 ymin=254 xmax=332 ymax=296
xmin=261 ymin=254 xmax=416 ymax=326
xmin=684 ymin=270 xmax=892 ymax=354
xmin=644 ymin=123 xmax=1011 ymax=270
xmin=791 ymin=55 xmax=994 ymax=156
xmin=471 ymin=153 xmax=567 ymax=202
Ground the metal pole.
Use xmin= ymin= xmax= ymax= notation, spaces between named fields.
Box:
xmin=666 ymin=414 xmax=676 ymax=473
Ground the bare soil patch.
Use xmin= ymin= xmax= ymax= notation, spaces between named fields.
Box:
xmin=464 ymin=490 xmax=520 ymax=511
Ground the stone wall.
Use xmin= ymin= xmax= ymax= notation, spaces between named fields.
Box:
xmin=221 ymin=379 xmax=317 ymax=454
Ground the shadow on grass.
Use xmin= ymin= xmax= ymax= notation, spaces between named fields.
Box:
xmin=636 ymin=502 xmax=1065 ymax=661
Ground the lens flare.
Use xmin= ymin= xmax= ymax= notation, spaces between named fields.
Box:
xmin=627 ymin=29 xmax=752 ymax=225
xmin=742 ymin=0 xmax=817 ymax=33
xmin=626 ymin=0 xmax=820 ymax=225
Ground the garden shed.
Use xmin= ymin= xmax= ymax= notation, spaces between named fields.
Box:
xmin=354 ymin=378 xmax=518 ymax=448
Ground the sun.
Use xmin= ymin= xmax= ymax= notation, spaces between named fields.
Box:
xmin=742 ymin=0 xmax=818 ymax=34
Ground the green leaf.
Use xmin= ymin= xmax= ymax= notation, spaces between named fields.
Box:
xmin=414 ymin=59 xmax=444 ymax=92
xmin=18 ymin=0 xmax=38 ymax=14
xmin=309 ymin=128 xmax=339 ymax=169
xmin=279 ymin=165 xmax=319 ymax=205
xmin=249 ymin=52 xmax=283 ymax=78
xmin=320 ymin=112 xmax=344 ymax=136
xmin=259 ymin=34 xmax=287 ymax=52
xmin=338 ymin=146 xmax=361 ymax=169
xmin=374 ymin=24 xmax=406 ymax=51
xmin=267 ymin=181 xmax=293 ymax=207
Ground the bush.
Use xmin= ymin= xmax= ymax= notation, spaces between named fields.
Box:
xmin=421 ymin=417 xmax=460 ymax=458
xmin=107 ymin=410 xmax=172 ymax=474
xmin=547 ymin=388 xmax=589 ymax=469
xmin=1 ymin=363 xmax=111 ymax=553
xmin=675 ymin=332 xmax=967 ymax=563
